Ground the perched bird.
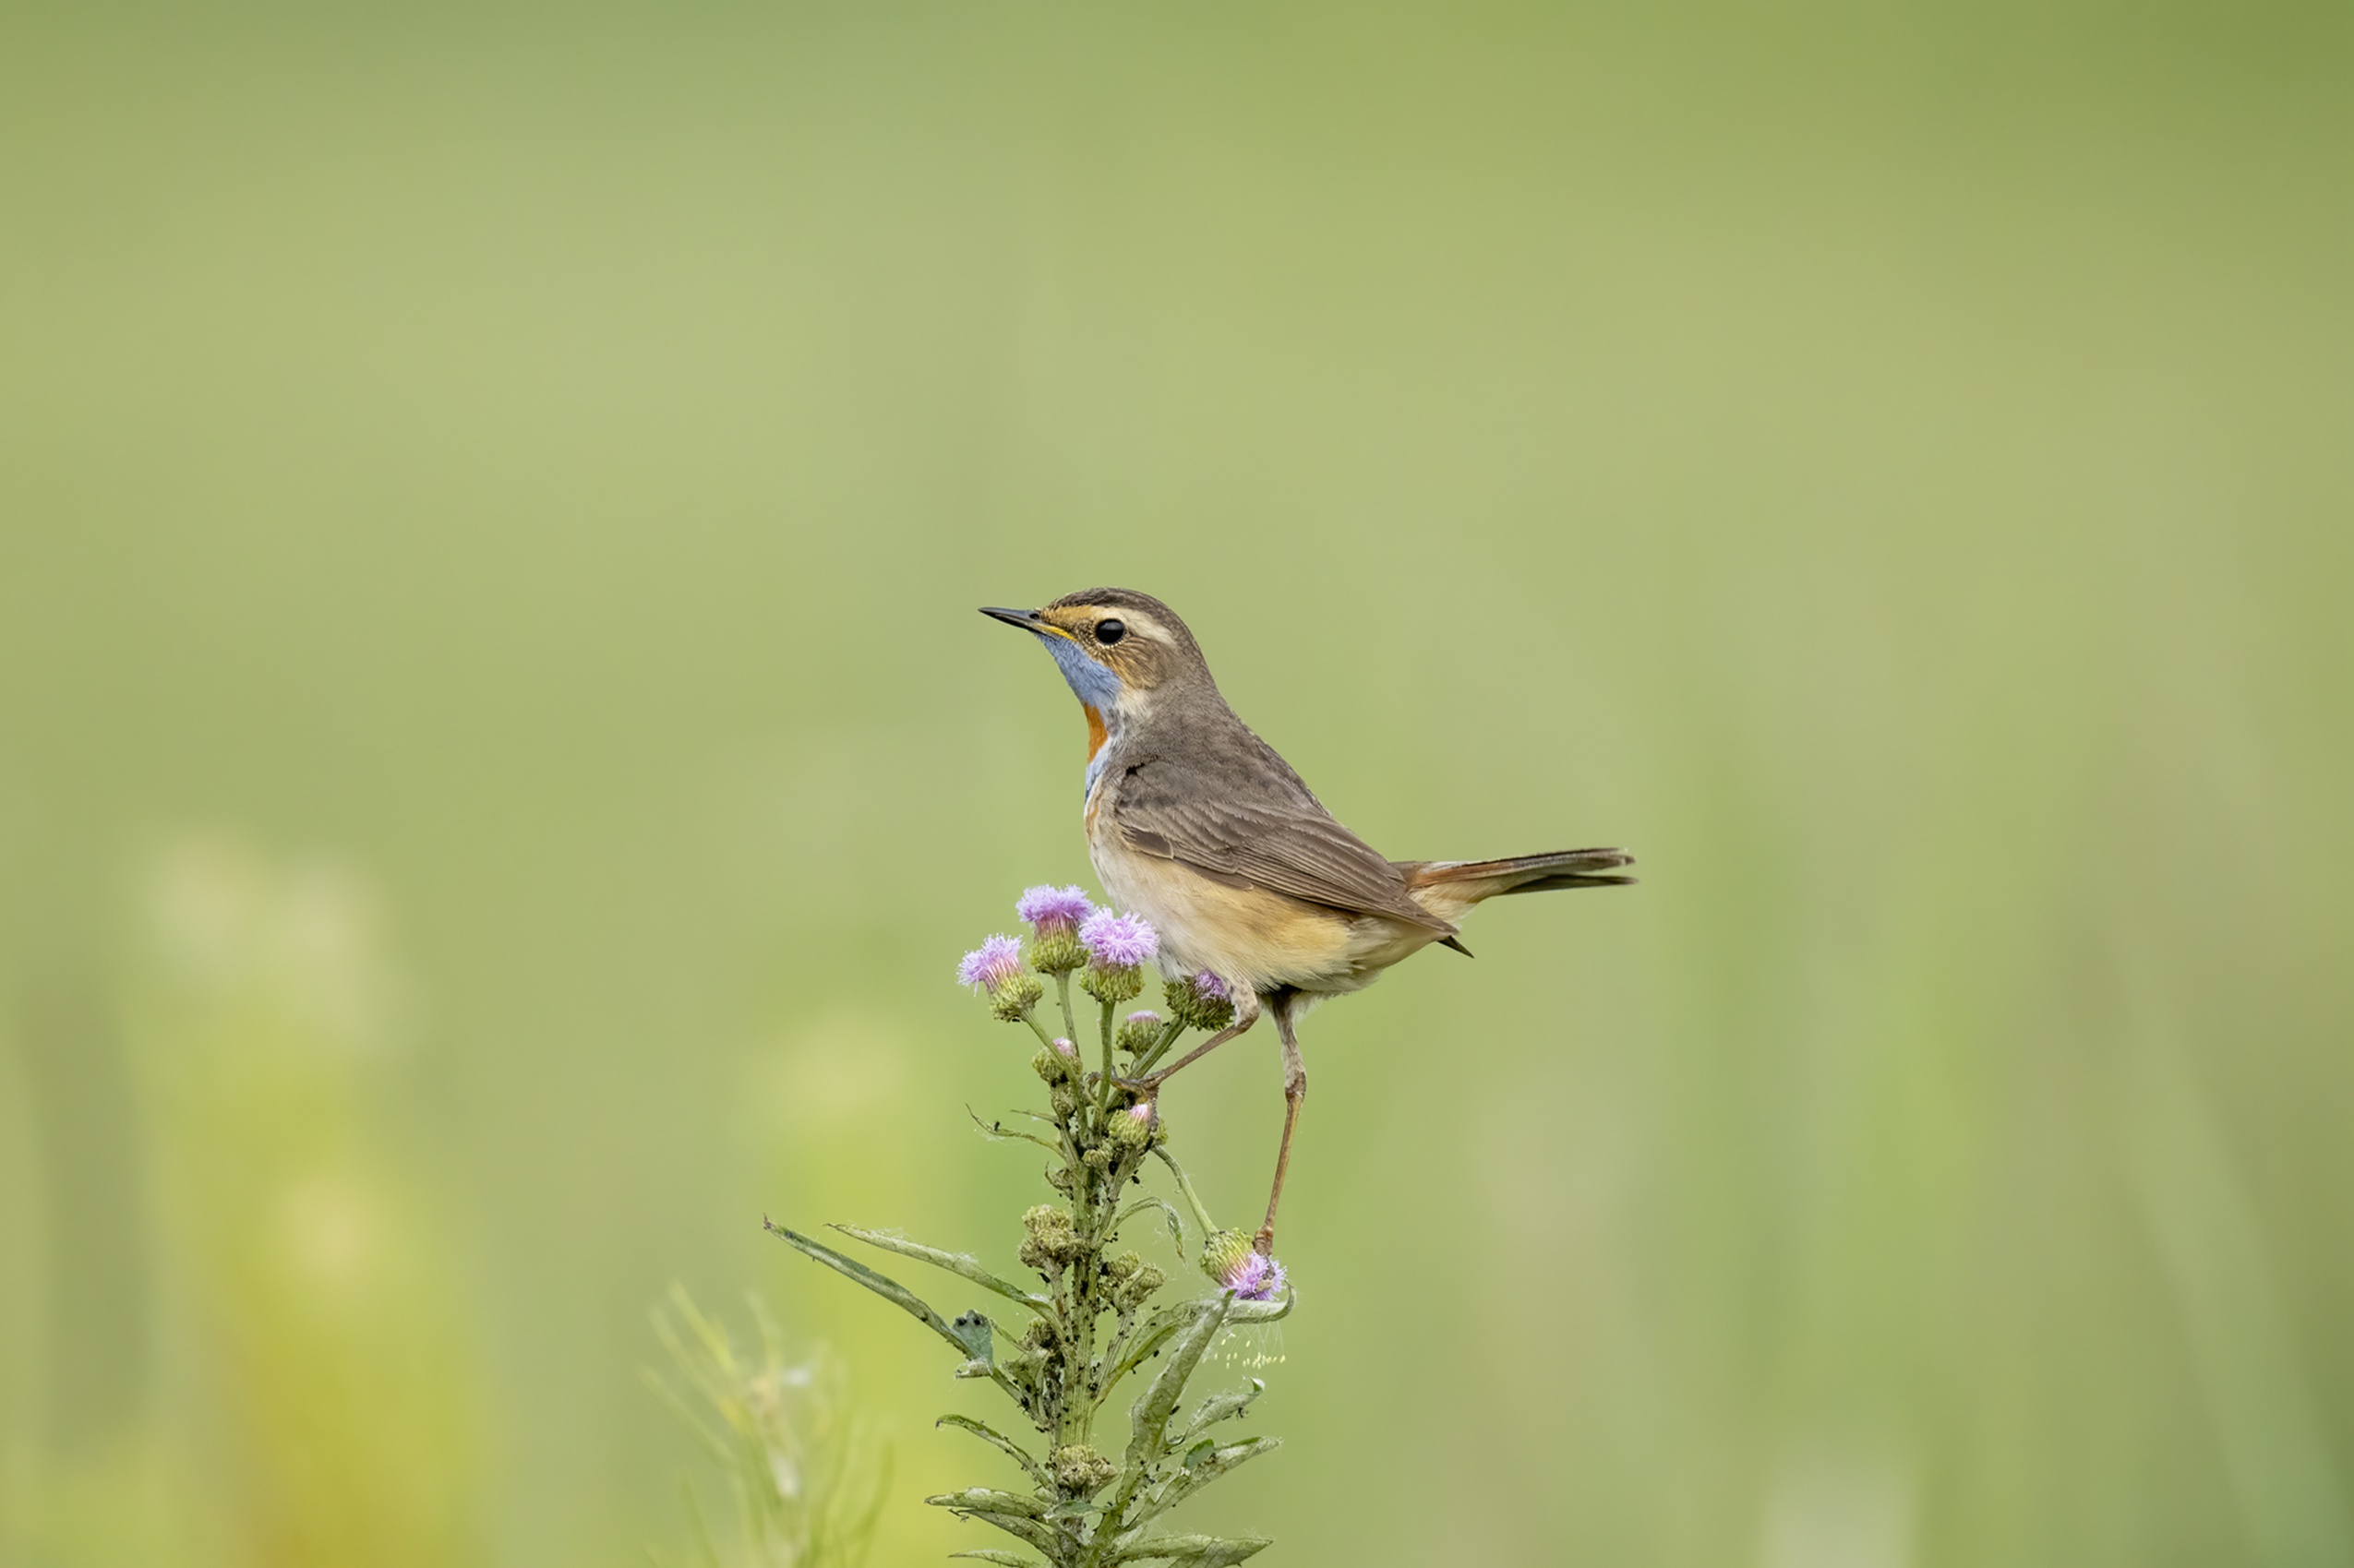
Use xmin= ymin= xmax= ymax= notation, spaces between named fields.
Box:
xmin=982 ymin=588 xmax=1631 ymax=1254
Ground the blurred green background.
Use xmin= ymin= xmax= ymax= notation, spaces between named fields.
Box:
xmin=3 ymin=4 xmax=2348 ymax=1565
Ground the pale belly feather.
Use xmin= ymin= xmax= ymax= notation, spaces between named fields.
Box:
xmin=1087 ymin=786 xmax=1440 ymax=997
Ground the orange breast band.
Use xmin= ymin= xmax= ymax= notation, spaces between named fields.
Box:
xmin=1083 ymin=703 xmax=1109 ymax=760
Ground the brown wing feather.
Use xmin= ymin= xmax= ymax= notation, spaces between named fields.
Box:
xmin=1113 ymin=767 xmax=1452 ymax=933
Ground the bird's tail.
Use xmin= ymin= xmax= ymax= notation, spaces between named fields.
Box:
xmin=1398 ymin=848 xmax=1636 ymax=924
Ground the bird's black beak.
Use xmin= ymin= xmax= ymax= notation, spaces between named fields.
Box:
xmin=979 ymin=605 xmax=1043 ymax=632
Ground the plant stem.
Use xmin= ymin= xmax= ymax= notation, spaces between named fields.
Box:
xmin=1151 ymin=1147 xmax=1218 ymax=1239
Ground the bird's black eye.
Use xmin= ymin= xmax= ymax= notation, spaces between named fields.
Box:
xmin=1094 ymin=618 xmax=1126 ymax=646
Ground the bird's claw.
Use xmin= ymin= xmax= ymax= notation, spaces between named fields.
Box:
xmin=1110 ymin=1073 xmax=1162 ymax=1100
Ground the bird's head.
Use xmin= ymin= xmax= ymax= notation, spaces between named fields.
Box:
xmin=980 ymin=588 xmax=1214 ymax=749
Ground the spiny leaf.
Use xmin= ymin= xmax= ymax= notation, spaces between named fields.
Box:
xmin=936 ymin=1414 xmax=1050 ymax=1489
xmin=834 ymin=1225 xmax=1052 ymax=1312
xmin=948 ymin=1553 xmax=1043 ymax=1567
xmin=1108 ymin=1533 xmax=1273 ymax=1565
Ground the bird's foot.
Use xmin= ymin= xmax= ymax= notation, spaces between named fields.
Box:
xmin=1110 ymin=1073 xmax=1163 ymax=1101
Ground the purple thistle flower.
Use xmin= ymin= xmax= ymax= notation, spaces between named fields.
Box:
xmin=1079 ymin=909 xmax=1159 ymax=970
xmin=1052 ymin=1036 xmax=1078 ymax=1058
xmin=1220 ymin=1250 xmax=1288 ymax=1302
xmin=1127 ymin=1102 xmax=1153 ymax=1124
xmin=956 ymin=934 xmax=1027 ymax=992
xmin=1015 ymin=884 xmax=1096 ymax=936
xmin=1125 ymin=1010 xmax=1160 ymax=1027
xmin=1193 ymin=970 xmax=1230 ymax=1001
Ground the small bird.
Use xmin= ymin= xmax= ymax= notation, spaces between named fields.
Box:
xmin=982 ymin=588 xmax=1631 ymax=1254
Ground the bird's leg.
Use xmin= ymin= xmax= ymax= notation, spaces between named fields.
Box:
xmin=1114 ymin=988 xmax=1259 ymax=1097
xmin=1254 ymin=999 xmax=1306 ymax=1256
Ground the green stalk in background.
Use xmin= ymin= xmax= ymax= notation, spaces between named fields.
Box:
xmin=647 ymin=1287 xmax=892 ymax=1568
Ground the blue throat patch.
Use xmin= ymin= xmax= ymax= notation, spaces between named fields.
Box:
xmin=1042 ymin=635 xmax=1122 ymax=712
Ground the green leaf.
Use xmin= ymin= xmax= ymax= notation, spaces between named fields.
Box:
xmin=764 ymin=1219 xmax=968 ymax=1358
xmin=947 ymin=1553 xmax=1043 ymax=1567
xmin=1114 ymin=1195 xmax=1187 ymax=1253
xmin=1224 ymin=1289 xmax=1293 ymax=1326
xmin=1108 ymin=1533 xmax=1273 ymax=1565
xmin=928 ymin=1488 xmax=1048 ymax=1519
xmin=834 ymin=1224 xmax=1052 ymax=1312
xmin=936 ymin=1414 xmax=1051 ymax=1489
xmin=1173 ymin=1380 xmax=1264 ymax=1448
xmin=1095 ymin=1294 xmax=1208 ymax=1400
xmin=1132 ymin=1437 xmax=1281 ymax=1526
xmin=928 ymin=1491 xmax=1070 ymax=1555
xmin=1125 ymin=1296 xmax=1231 ymax=1472
xmin=967 ymin=1105 xmax=1062 ymax=1154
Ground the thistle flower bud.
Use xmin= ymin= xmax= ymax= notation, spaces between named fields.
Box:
xmin=1032 ymin=1035 xmax=1081 ymax=1083
xmin=1017 ymin=884 xmax=1094 ymax=974
xmin=1116 ymin=1010 xmax=1163 ymax=1057
xmin=1078 ymin=909 xmax=1157 ymax=1005
xmin=1200 ymin=1228 xmax=1288 ymax=1301
xmin=1113 ymin=1260 xmax=1166 ymax=1313
xmin=1018 ymin=1204 xmax=1083 ymax=1272
xmin=1051 ymin=1444 xmax=1117 ymax=1495
xmin=1018 ymin=885 xmax=1095 ymax=935
xmin=1111 ymin=1100 xmax=1154 ymax=1150
xmin=1164 ymin=970 xmax=1236 ymax=1033
xmin=990 ymin=973 xmax=1046 ymax=1022
xmin=959 ymin=935 xmax=1045 ymax=1021
xmin=957 ymin=935 xmax=1025 ymax=992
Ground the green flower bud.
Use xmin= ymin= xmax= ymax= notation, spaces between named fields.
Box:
xmin=990 ymin=973 xmax=1046 ymax=1023
xmin=1116 ymin=1010 xmax=1164 ymax=1057
xmin=1164 ymin=972 xmax=1236 ymax=1034
xmin=1027 ymin=930 xmax=1087 ymax=975
xmin=1107 ymin=1252 xmax=1165 ymax=1313
xmin=1200 ymin=1228 xmax=1256 ymax=1287
xmin=1034 ymin=1035 xmax=1081 ymax=1084
xmin=1200 ymin=1228 xmax=1285 ymax=1300
xmin=1051 ymin=1444 xmax=1117 ymax=1495
xmin=1111 ymin=1101 xmax=1154 ymax=1151
xmin=1018 ymin=1204 xmax=1083 ymax=1272
xmin=1080 ymin=964 xmax=1143 ymax=1006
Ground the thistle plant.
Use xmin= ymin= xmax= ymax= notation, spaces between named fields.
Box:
xmin=765 ymin=884 xmax=1292 ymax=1567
